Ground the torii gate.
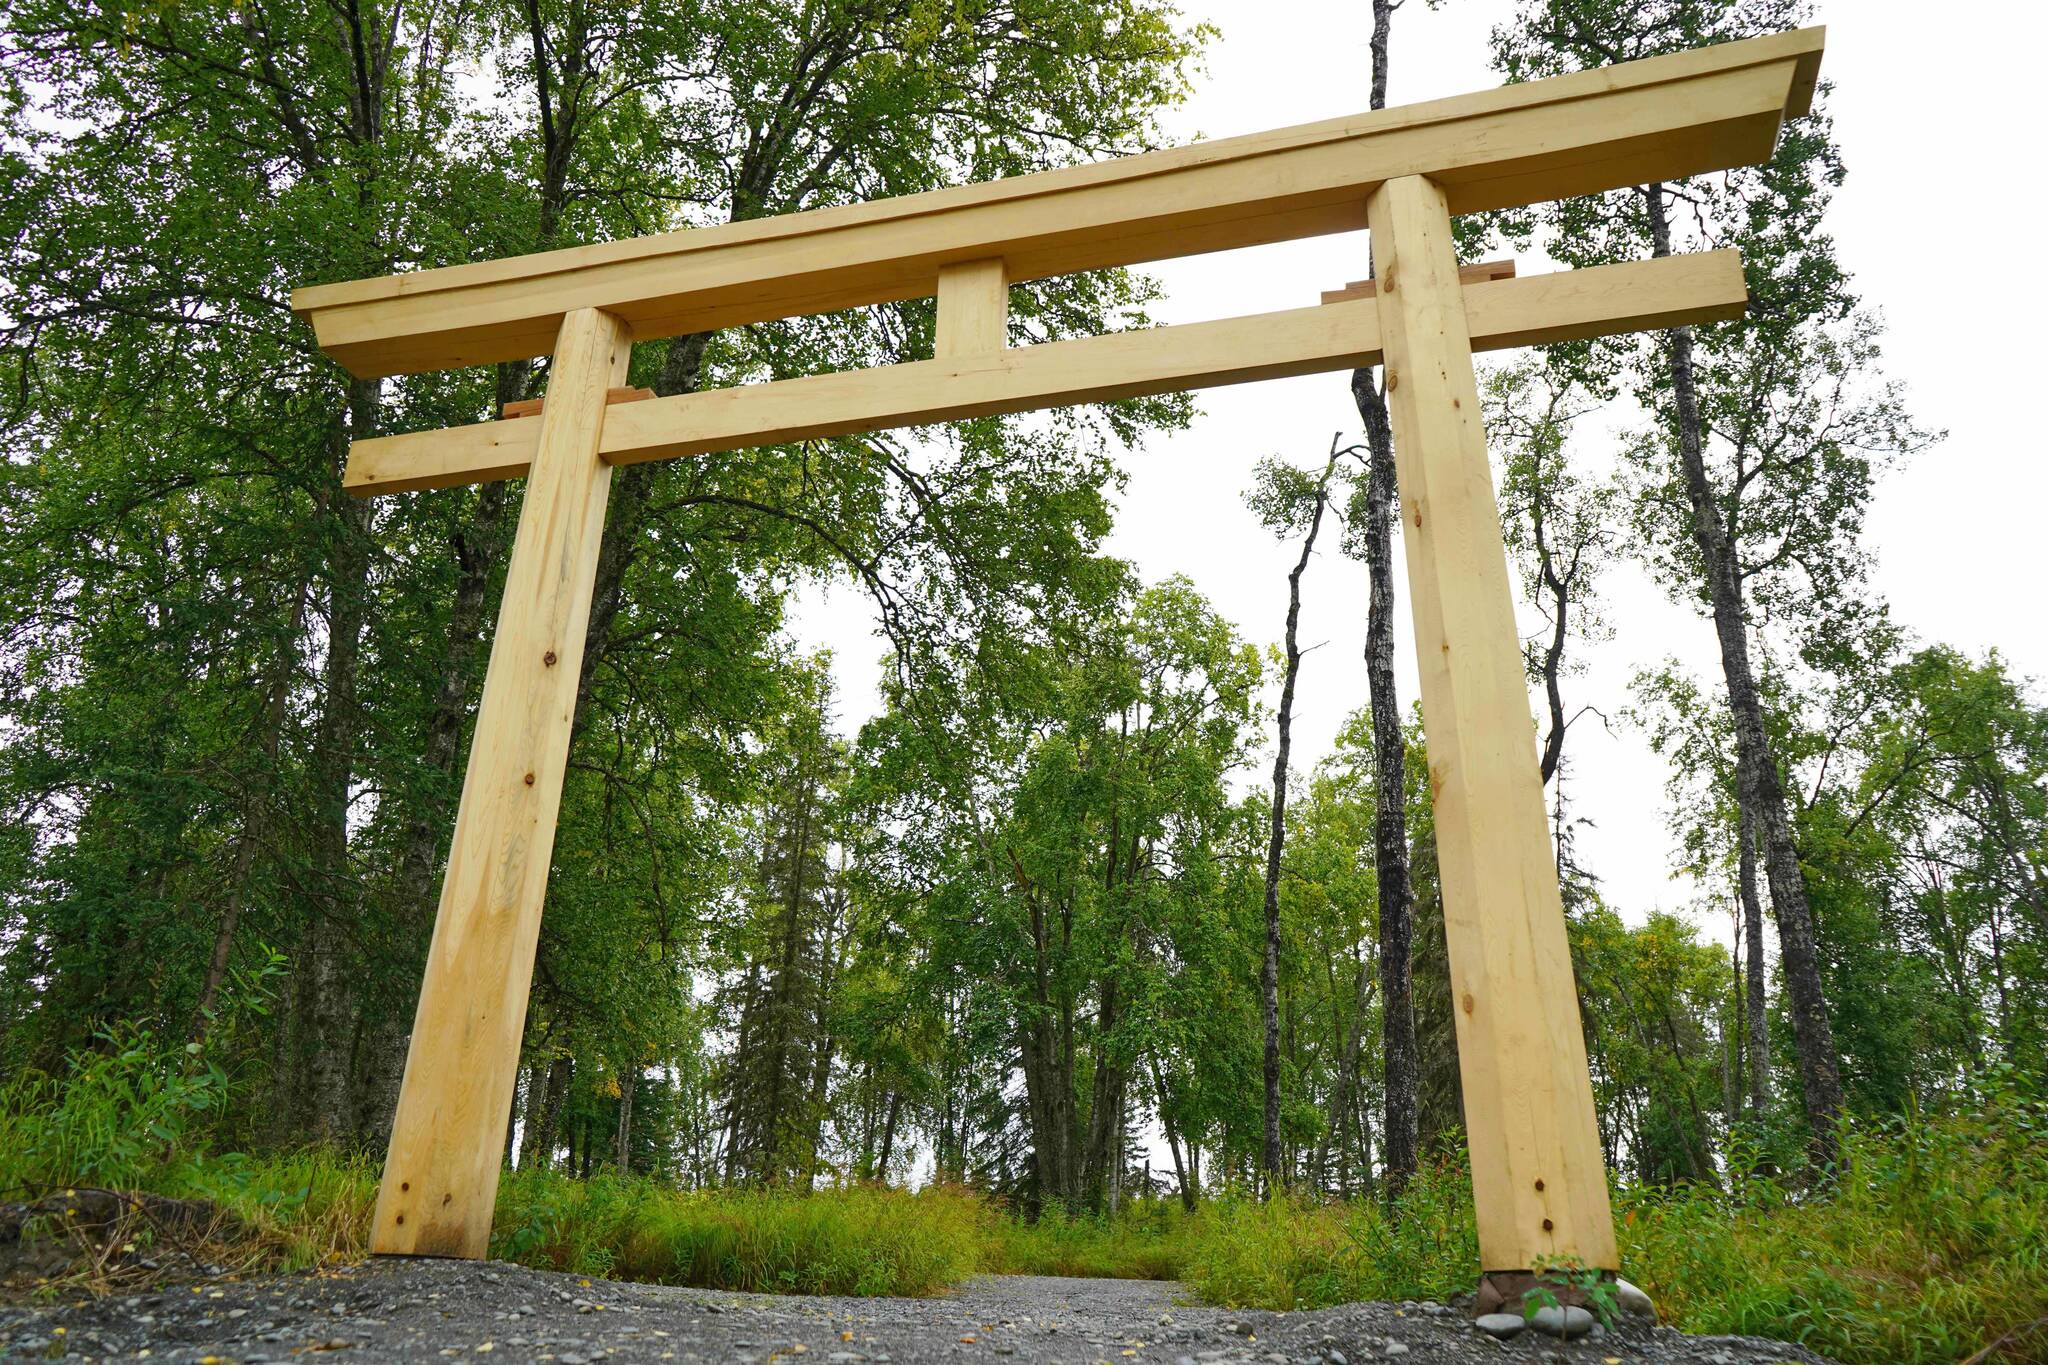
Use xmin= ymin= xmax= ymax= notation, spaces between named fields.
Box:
xmin=292 ymin=27 xmax=1824 ymax=1289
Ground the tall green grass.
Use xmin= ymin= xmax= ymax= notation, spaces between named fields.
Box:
xmin=491 ymin=1174 xmax=989 ymax=1296
xmin=1613 ymin=1099 xmax=2048 ymax=1364
xmin=985 ymin=1196 xmax=1189 ymax=1280
xmin=1175 ymin=1154 xmax=1479 ymax=1310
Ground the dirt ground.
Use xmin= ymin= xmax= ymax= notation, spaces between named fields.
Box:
xmin=0 ymin=1261 xmax=1839 ymax=1364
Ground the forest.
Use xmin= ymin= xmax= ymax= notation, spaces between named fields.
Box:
xmin=1 ymin=0 xmax=2044 ymax=1362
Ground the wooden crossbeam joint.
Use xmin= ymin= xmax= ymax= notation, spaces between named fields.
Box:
xmin=344 ymin=251 xmax=1746 ymax=498
xmin=501 ymin=385 xmax=655 ymax=420
xmin=1323 ymin=258 xmax=1515 ymax=305
xmin=936 ymin=258 xmax=1008 ymax=357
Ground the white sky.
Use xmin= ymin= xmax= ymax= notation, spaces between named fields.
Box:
xmin=791 ymin=0 xmax=2048 ymax=938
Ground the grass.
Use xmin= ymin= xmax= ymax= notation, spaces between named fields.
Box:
xmin=7 ymin=1027 xmax=2048 ymax=1361
xmin=1173 ymin=1155 xmax=1479 ymax=1311
xmin=491 ymin=1174 xmax=988 ymax=1296
xmin=985 ymin=1196 xmax=1190 ymax=1280
xmin=1612 ymin=1103 xmax=2048 ymax=1364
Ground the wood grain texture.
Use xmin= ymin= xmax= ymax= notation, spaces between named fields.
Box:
xmin=343 ymin=252 xmax=1744 ymax=496
xmin=1366 ymin=174 xmax=1618 ymax=1274
xmin=1323 ymin=258 xmax=1514 ymax=304
xmin=369 ymin=307 xmax=633 ymax=1258
xmin=500 ymin=386 xmax=653 ymax=420
xmin=292 ymin=28 xmax=1818 ymax=377
xmin=935 ymin=258 xmax=1008 ymax=357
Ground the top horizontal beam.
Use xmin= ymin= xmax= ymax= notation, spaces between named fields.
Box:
xmin=292 ymin=27 xmax=1821 ymax=379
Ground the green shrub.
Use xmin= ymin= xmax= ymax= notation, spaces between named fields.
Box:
xmin=0 ymin=948 xmax=283 ymax=1199
xmin=0 ymin=1024 xmax=235 ymax=1194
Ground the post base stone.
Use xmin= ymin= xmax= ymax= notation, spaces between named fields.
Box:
xmin=1473 ymin=1268 xmax=1619 ymax=1318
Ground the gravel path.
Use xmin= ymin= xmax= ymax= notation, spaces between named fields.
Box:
xmin=0 ymin=1261 xmax=1838 ymax=1364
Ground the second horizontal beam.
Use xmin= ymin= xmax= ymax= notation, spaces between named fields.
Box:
xmin=344 ymin=250 xmax=1745 ymax=497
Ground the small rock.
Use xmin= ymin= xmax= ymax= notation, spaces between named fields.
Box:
xmin=1472 ymin=1314 xmax=1524 ymax=1340
xmin=1527 ymin=1306 xmax=1592 ymax=1339
xmin=1325 ymin=1351 xmax=1347 ymax=1365
xmin=1614 ymin=1278 xmax=1655 ymax=1320
xmin=1381 ymin=1345 xmax=1408 ymax=1360
xmin=1179 ymin=1356 xmax=1198 ymax=1365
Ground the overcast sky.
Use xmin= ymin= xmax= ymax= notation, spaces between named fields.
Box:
xmin=790 ymin=0 xmax=2048 ymax=937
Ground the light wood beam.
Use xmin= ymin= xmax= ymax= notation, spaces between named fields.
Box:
xmin=369 ymin=306 xmax=633 ymax=1258
xmin=1323 ymin=258 xmax=1514 ymax=305
xmin=501 ymin=385 xmax=654 ymax=420
xmin=343 ymin=251 xmax=1744 ymax=496
xmin=936 ymin=258 xmax=1008 ymax=356
xmin=1367 ymin=173 xmax=1617 ymax=1275
xmin=291 ymin=28 xmax=1818 ymax=377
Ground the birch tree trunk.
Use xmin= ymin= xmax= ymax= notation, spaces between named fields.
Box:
xmin=1261 ymin=461 xmax=1334 ymax=1191
xmin=1738 ymin=799 xmax=1770 ymax=1119
xmin=1349 ymin=0 xmax=1420 ymax=1198
xmin=1646 ymin=183 xmax=1844 ymax=1166
xmin=614 ymin=1068 xmax=637 ymax=1175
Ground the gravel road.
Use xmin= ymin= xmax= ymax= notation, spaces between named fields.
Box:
xmin=0 ymin=1261 xmax=1838 ymax=1364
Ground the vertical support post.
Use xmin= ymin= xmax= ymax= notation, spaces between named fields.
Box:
xmin=371 ymin=306 xmax=633 ymax=1258
xmin=1365 ymin=174 xmax=1617 ymax=1283
xmin=935 ymin=257 xmax=1008 ymax=357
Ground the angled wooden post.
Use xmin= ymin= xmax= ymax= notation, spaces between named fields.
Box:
xmin=371 ymin=306 xmax=632 ymax=1257
xmin=1366 ymin=173 xmax=1617 ymax=1282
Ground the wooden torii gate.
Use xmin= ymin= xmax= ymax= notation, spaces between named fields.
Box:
xmin=293 ymin=26 xmax=1824 ymax=1285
